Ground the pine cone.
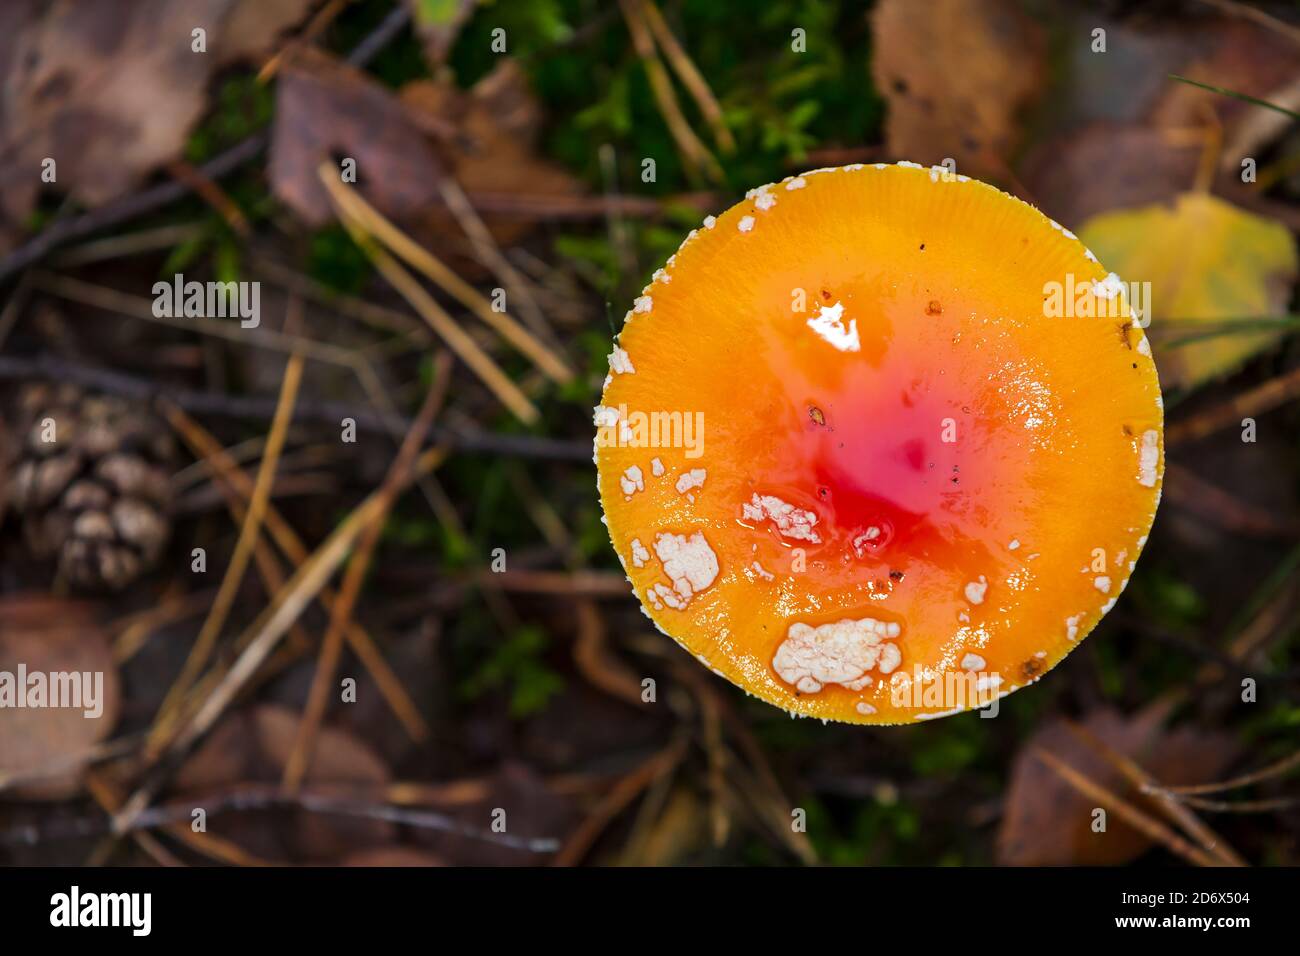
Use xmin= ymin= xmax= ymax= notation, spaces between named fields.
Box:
xmin=5 ymin=384 xmax=175 ymax=590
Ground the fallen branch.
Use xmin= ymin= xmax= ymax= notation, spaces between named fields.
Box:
xmin=0 ymin=353 xmax=590 ymax=461
xmin=3 ymin=784 xmax=558 ymax=855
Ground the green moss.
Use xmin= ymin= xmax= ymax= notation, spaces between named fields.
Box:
xmin=307 ymin=225 xmax=374 ymax=295
xmin=461 ymin=624 xmax=566 ymax=717
xmin=185 ymin=75 xmax=274 ymax=164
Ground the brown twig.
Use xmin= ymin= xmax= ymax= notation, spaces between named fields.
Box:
xmin=573 ymin=600 xmax=645 ymax=706
xmin=320 ymin=164 xmax=541 ymax=424
xmin=1150 ymin=574 xmax=1298 ymax=718
xmin=451 ymin=189 xmax=716 ymax=219
xmin=1062 ymin=720 xmax=1246 ymax=866
xmin=112 ymin=442 xmax=449 ymax=836
xmin=160 ymin=402 xmax=431 ymax=744
xmin=165 ymin=160 xmax=250 ymax=236
xmin=252 ymin=256 xmax=432 ymax=345
xmin=1163 ymin=462 xmax=1300 ymax=537
xmin=1033 ymin=749 xmax=1221 ymax=867
xmin=153 ymin=435 xmax=319 ymax=727
xmin=84 ymin=770 xmax=183 ymax=867
xmin=0 ymin=352 xmax=588 ymax=460
xmin=1166 ymin=364 xmax=1300 ymax=445
xmin=10 ymin=783 xmax=557 ymax=854
xmin=0 ymin=734 xmax=143 ymax=794
xmin=1191 ymin=0 xmax=1300 ymax=47
xmin=1153 ymin=748 xmax=1300 ymax=796
xmin=484 ymin=569 xmax=632 ymax=596
xmin=665 ymin=654 xmax=817 ymax=864
xmin=50 ymin=224 xmax=207 ymax=269
xmin=28 ymin=270 xmax=406 ymax=444
xmin=86 ymin=768 xmax=271 ymax=867
xmin=504 ymin=467 xmax=644 ymax=708
xmin=433 ymin=173 xmax=562 ymax=349
xmin=281 ymin=361 xmax=450 ymax=791
xmin=553 ymin=739 xmax=688 ymax=866
xmin=257 ymin=0 xmax=353 ymax=82
xmin=1171 ymin=794 xmax=1300 ymax=813
xmin=324 ymin=172 xmax=572 ymax=382
xmin=148 ymin=307 xmax=305 ymax=753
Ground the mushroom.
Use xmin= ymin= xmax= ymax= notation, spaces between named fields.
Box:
xmin=595 ymin=163 xmax=1163 ymax=724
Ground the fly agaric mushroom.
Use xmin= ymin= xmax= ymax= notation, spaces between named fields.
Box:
xmin=595 ymin=163 xmax=1163 ymax=724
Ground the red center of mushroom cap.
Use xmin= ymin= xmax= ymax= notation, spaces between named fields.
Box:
xmin=740 ymin=284 xmax=1032 ymax=594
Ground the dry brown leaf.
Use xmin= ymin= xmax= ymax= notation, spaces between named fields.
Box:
xmin=219 ymin=0 xmax=319 ymax=66
xmin=270 ymin=46 xmax=445 ymax=227
xmin=399 ymin=61 xmax=583 ymax=260
xmin=1019 ymin=122 xmax=1201 ymax=229
xmin=0 ymin=594 xmax=121 ymax=800
xmin=997 ymin=708 xmax=1239 ymax=866
xmin=0 ymin=0 xmax=314 ymax=230
xmin=870 ymin=0 xmax=1045 ymax=179
xmin=1018 ymin=16 xmax=1299 ymax=226
xmin=0 ymin=0 xmax=218 ymax=222
xmin=174 ymin=704 xmax=392 ymax=860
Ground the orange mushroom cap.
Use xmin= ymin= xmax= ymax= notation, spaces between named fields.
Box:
xmin=595 ymin=163 xmax=1163 ymax=725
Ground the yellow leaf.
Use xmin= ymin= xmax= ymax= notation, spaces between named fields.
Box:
xmin=1078 ymin=193 xmax=1298 ymax=389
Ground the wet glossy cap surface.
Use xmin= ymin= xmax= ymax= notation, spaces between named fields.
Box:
xmin=596 ymin=163 xmax=1163 ymax=724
